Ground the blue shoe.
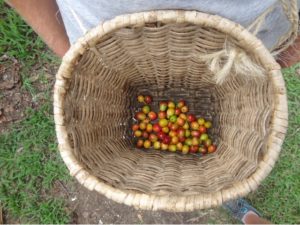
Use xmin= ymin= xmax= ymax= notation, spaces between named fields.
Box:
xmin=223 ymin=198 xmax=261 ymax=223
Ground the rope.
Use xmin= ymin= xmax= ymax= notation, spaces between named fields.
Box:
xmin=271 ymin=0 xmax=299 ymax=55
xmin=247 ymin=3 xmax=277 ymax=35
xmin=200 ymin=0 xmax=299 ymax=84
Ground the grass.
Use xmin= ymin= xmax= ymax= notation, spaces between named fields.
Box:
xmin=0 ymin=0 xmax=56 ymax=65
xmin=248 ymin=64 xmax=300 ymax=224
xmin=0 ymin=104 xmax=71 ymax=223
xmin=0 ymin=1 xmax=71 ymax=223
xmin=0 ymin=0 xmax=60 ymax=98
xmin=0 ymin=0 xmax=299 ymax=223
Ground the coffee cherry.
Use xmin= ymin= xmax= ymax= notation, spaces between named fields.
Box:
xmin=199 ymin=126 xmax=207 ymax=133
xmin=204 ymin=121 xmax=212 ymax=129
xmin=191 ymin=121 xmax=199 ymax=130
xmin=153 ymin=141 xmax=161 ymax=150
xmin=185 ymin=130 xmax=191 ymax=138
xmin=179 ymin=113 xmax=187 ymax=120
xmin=176 ymin=117 xmax=185 ymax=126
xmin=159 ymin=101 xmax=168 ymax=111
xmin=178 ymin=136 xmax=186 ymax=143
xmin=176 ymin=142 xmax=183 ymax=151
xmin=208 ymin=144 xmax=217 ymax=153
xmin=170 ymin=115 xmax=177 ymax=123
xmin=136 ymin=139 xmax=144 ymax=148
xmin=177 ymin=128 xmax=185 ymax=137
xmin=183 ymin=122 xmax=189 ymax=130
xmin=139 ymin=122 xmax=146 ymax=130
xmin=200 ymin=133 xmax=208 ymax=141
xmin=171 ymin=136 xmax=179 ymax=144
xmin=161 ymin=143 xmax=169 ymax=150
xmin=132 ymin=124 xmax=139 ymax=131
xmin=149 ymin=133 xmax=158 ymax=142
xmin=189 ymin=145 xmax=199 ymax=153
xmin=182 ymin=145 xmax=189 ymax=154
xmin=199 ymin=146 xmax=207 ymax=154
xmin=169 ymin=130 xmax=177 ymax=137
xmin=137 ymin=95 xmax=144 ymax=103
xmin=142 ymin=105 xmax=150 ymax=114
xmin=191 ymin=130 xmax=200 ymax=138
xmin=158 ymin=111 xmax=167 ymax=119
xmin=168 ymin=144 xmax=177 ymax=152
xmin=144 ymin=140 xmax=151 ymax=148
xmin=177 ymin=100 xmax=185 ymax=108
xmin=187 ymin=114 xmax=196 ymax=122
xmin=204 ymin=138 xmax=212 ymax=147
xmin=197 ymin=118 xmax=205 ymax=125
xmin=142 ymin=131 xmax=149 ymax=139
xmin=175 ymin=108 xmax=181 ymax=116
xmin=135 ymin=112 xmax=146 ymax=121
xmin=162 ymin=126 xmax=170 ymax=133
xmin=163 ymin=136 xmax=171 ymax=144
xmin=134 ymin=130 xmax=142 ymax=137
xmin=185 ymin=138 xmax=193 ymax=146
xmin=148 ymin=111 xmax=157 ymax=120
xmin=192 ymin=137 xmax=199 ymax=146
xmin=167 ymin=108 xmax=175 ymax=118
xmin=181 ymin=106 xmax=188 ymax=113
xmin=133 ymin=95 xmax=217 ymax=155
xmin=170 ymin=123 xmax=179 ymax=131
xmin=144 ymin=95 xmax=152 ymax=104
xmin=146 ymin=123 xmax=153 ymax=133
xmin=159 ymin=119 xmax=168 ymax=127
xmin=157 ymin=132 xmax=166 ymax=140
xmin=153 ymin=123 xmax=162 ymax=133
xmin=168 ymin=101 xmax=176 ymax=109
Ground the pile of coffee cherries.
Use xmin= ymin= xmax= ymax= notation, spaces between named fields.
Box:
xmin=132 ymin=95 xmax=217 ymax=155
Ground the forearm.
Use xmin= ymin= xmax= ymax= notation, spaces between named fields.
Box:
xmin=6 ymin=0 xmax=70 ymax=57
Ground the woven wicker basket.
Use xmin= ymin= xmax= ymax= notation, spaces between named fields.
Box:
xmin=54 ymin=11 xmax=288 ymax=211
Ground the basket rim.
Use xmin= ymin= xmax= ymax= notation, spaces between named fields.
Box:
xmin=53 ymin=10 xmax=288 ymax=211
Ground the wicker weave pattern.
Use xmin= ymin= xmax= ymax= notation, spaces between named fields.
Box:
xmin=54 ymin=11 xmax=287 ymax=211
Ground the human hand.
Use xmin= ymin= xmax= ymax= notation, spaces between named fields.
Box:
xmin=277 ymin=35 xmax=300 ymax=68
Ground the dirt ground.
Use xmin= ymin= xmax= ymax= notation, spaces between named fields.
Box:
xmin=0 ymin=56 xmax=31 ymax=133
xmin=52 ymin=180 xmax=232 ymax=224
xmin=0 ymin=55 xmax=55 ymax=133
xmin=0 ymin=58 xmax=231 ymax=224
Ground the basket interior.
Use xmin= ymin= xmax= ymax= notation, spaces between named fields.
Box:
xmin=63 ymin=23 xmax=274 ymax=195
